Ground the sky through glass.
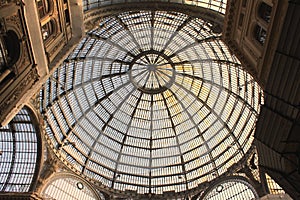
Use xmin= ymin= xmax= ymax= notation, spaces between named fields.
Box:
xmin=40 ymin=10 xmax=262 ymax=196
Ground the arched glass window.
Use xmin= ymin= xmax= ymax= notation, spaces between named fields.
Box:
xmin=42 ymin=20 xmax=56 ymax=41
xmin=254 ymin=25 xmax=267 ymax=45
xmin=259 ymin=2 xmax=272 ymax=23
xmin=37 ymin=0 xmax=51 ymax=18
xmin=41 ymin=174 xmax=103 ymax=200
xmin=0 ymin=108 xmax=39 ymax=192
xmin=199 ymin=177 xmax=259 ymax=200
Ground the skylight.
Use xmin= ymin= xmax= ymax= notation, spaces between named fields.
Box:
xmin=40 ymin=10 xmax=262 ymax=197
xmin=0 ymin=108 xmax=38 ymax=192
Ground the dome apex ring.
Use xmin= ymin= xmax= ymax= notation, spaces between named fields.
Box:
xmin=129 ymin=50 xmax=176 ymax=94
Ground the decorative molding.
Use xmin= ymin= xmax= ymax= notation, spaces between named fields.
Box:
xmin=222 ymin=0 xmax=260 ymax=84
xmin=0 ymin=66 xmax=39 ymax=122
xmin=5 ymin=12 xmax=22 ymax=30
xmin=35 ymin=145 xmax=63 ymax=193
xmin=30 ymin=92 xmax=41 ymax=112
xmin=2 ymin=5 xmax=34 ymax=75
xmin=48 ymin=38 xmax=66 ymax=59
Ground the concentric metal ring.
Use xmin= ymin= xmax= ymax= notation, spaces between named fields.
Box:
xmin=41 ymin=10 xmax=262 ymax=197
xmin=130 ymin=50 xmax=175 ymax=94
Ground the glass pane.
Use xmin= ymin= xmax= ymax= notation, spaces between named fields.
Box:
xmin=0 ymin=108 xmax=38 ymax=192
xmin=42 ymin=176 xmax=101 ymax=200
xmin=201 ymin=178 xmax=258 ymax=200
xmin=40 ymin=10 xmax=262 ymax=195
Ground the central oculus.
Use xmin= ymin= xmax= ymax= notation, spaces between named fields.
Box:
xmin=129 ymin=51 xmax=175 ymax=94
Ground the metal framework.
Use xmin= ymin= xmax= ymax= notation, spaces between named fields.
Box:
xmin=199 ymin=176 xmax=259 ymax=200
xmin=265 ymin=173 xmax=286 ymax=195
xmin=82 ymin=0 xmax=228 ymax=14
xmin=41 ymin=172 xmax=104 ymax=200
xmin=0 ymin=107 xmax=39 ymax=192
xmin=40 ymin=10 xmax=262 ymax=197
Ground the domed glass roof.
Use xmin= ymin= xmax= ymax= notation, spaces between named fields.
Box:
xmin=40 ymin=10 xmax=262 ymax=196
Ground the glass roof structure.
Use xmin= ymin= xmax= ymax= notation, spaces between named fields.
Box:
xmin=0 ymin=108 xmax=39 ymax=192
xmin=83 ymin=0 xmax=228 ymax=14
xmin=265 ymin=173 xmax=286 ymax=195
xmin=40 ymin=10 xmax=262 ymax=196
xmin=200 ymin=177 xmax=259 ymax=200
xmin=42 ymin=174 xmax=103 ymax=200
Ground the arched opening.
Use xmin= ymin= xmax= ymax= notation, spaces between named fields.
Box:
xmin=254 ymin=24 xmax=267 ymax=45
xmin=41 ymin=19 xmax=56 ymax=41
xmin=0 ymin=107 xmax=41 ymax=192
xmin=41 ymin=173 xmax=105 ymax=200
xmin=199 ymin=177 xmax=259 ymax=200
xmin=37 ymin=0 xmax=52 ymax=18
xmin=3 ymin=30 xmax=20 ymax=67
xmin=258 ymin=2 xmax=272 ymax=23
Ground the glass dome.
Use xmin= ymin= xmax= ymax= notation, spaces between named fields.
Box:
xmin=40 ymin=10 xmax=262 ymax=196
